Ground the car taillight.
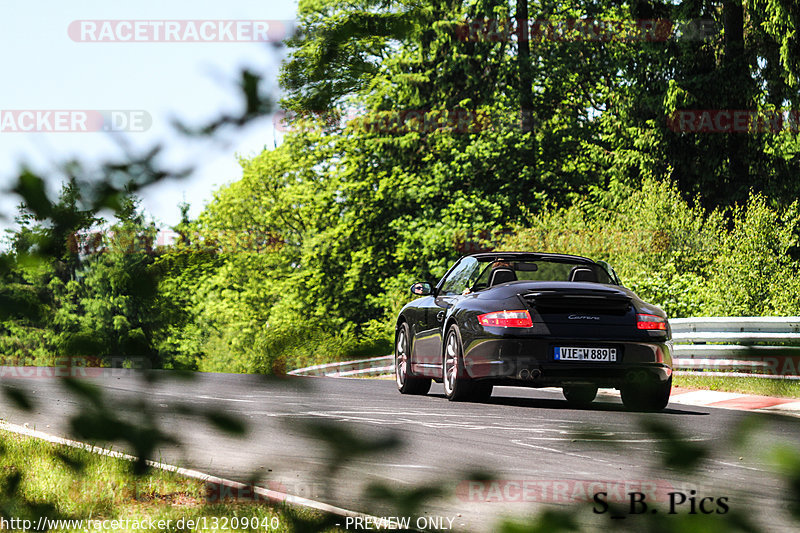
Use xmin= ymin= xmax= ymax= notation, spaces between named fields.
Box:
xmin=637 ymin=314 xmax=667 ymax=330
xmin=478 ymin=310 xmax=533 ymax=328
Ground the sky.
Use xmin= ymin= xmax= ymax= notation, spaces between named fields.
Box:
xmin=0 ymin=0 xmax=299 ymax=232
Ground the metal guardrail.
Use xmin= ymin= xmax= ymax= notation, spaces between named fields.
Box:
xmin=671 ymin=317 xmax=800 ymax=377
xmin=289 ymin=317 xmax=800 ymax=379
xmin=287 ymin=355 xmax=393 ymax=377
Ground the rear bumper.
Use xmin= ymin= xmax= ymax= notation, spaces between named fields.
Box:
xmin=462 ymin=336 xmax=672 ymax=388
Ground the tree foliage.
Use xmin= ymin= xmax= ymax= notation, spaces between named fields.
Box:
xmin=5 ymin=1 xmax=800 ymax=371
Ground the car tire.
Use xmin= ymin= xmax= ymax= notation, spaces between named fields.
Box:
xmin=562 ymin=385 xmax=598 ymax=406
xmin=470 ymin=383 xmax=494 ymax=403
xmin=620 ymin=376 xmax=671 ymax=412
xmin=395 ymin=322 xmax=432 ymax=395
xmin=443 ymin=324 xmax=486 ymax=402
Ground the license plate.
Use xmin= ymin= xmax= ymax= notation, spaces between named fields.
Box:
xmin=554 ymin=347 xmax=617 ymax=362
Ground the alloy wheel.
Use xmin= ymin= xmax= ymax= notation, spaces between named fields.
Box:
xmin=395 ymin=328 xmax=408 ymax=388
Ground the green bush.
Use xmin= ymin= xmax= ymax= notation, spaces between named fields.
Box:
xmin=246 ymin=324 xmax=392 ymax=375
xmin=704 ymin=196 xmax=800 ymax=316
xmin=172 ymin=179 xmax=800 ymax=373
xmin=503 ymin=179 xmax=800 ymax=319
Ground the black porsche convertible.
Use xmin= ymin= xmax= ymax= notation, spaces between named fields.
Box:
xmin=394 ymin=252 xmax=673 ymax=411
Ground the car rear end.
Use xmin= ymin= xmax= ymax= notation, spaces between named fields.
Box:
xmin=457 ymin=282 xmax=673 ymax=392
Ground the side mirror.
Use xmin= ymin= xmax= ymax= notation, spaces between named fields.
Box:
xmin=410 ymin=282 xmax=432 ymax=296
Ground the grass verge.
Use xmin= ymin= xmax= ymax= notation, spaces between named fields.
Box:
xmin=674 ymin=373 xmax=800 ymax=398
xmin=0 ymin=430 xmax=343 ymax=532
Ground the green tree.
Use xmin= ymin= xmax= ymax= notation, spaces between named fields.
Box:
xmin=53 ymin=196 xmax=164 ymax=366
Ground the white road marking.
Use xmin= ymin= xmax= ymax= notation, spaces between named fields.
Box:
xmin=357 ymin=462 xmax=436 ymax=470
xmin=757 ymin=401 xmax=800 ymax=416
xmin=709 ymin=459 xmax=769 ymax=473
xmin=0 ymin=421 xmax=379 ymax=522
xmin=511 ymin=440 xmax=610 ymax=463
xmin=668 ymin=390 xmax=746 ymax=405
xmin=512 ymin=435 xmax=711 ymax=443
xmin=195 ymin=395 xmax=256 ymax=403
xmin=303 ymin=411 xmax=591 ymax=433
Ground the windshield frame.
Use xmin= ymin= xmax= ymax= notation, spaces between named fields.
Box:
xmin=465 ymin=253 xmax=618 ymax=291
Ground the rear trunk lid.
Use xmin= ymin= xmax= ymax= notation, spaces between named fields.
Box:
xmin=518 ymin=282 xmax=636 ymax=329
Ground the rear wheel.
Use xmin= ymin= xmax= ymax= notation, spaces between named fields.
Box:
xmin=470 ymin=383 xmax=494 ymax=403
xmin=395 ymin=322 xmax=431 ymax=395
xmin=562 ymin=385 xmax=598 ymax=406
xmin=443 ymin=325 xmax=491 ymax=402
xmin=621 ymin=376 xmax=671 ymax=412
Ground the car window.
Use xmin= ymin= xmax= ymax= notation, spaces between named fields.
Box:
xmin=440 ymin=257 xmax=481 ymax=295
xmin=596 ymin=260 xmax=622 ymax=285
xmin=470 ymin=259 xmax=615 ymax=290
xmin=472 ymin=260 xmax=504 ymax=290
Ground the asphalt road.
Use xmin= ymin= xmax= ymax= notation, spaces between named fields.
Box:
xmin=1 ymin=371 xmax=799 ymax=532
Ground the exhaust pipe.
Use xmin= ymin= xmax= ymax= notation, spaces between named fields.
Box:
xmin=518 ymin=368 xmax=543 ymax=381
xmin=626 ymin=370 xmax=647 ymax=383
